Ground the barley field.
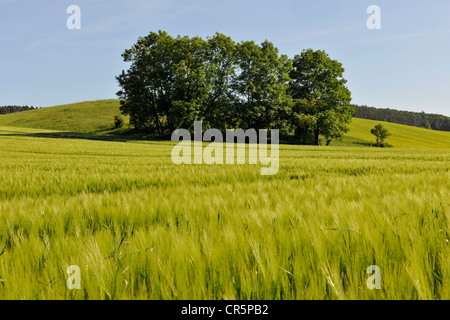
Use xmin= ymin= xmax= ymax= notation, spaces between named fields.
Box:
xmin=0 ymin=124 xmax=449 ymax=300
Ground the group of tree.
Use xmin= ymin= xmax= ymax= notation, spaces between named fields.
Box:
xmin=352 ymin=105 xmax=450 ymax=132
xmin=116 ymin=31 xmax=353 ymax=145
xmin=0 ymin=105 xmax=37 ymax=115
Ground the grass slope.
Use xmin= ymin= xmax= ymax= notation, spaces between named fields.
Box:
xmin=343 ymin=118 xmax=450 ymax=149
xmin=0 ymin=99 xmax=122 ymax=133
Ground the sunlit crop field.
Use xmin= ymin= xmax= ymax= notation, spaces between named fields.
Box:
xmin=0 ymin=126 xmax=449 ymax=300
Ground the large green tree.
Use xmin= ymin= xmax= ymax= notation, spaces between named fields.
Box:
xmin=289 ymin=49 xmax=353 ymax=145
xmin=116 ymin=31 xmax=237 ymax=136
xmin=202 ymin=33 xmax=238 ymax=130
xmin=234 ymin=40 xmax=292 ymax=131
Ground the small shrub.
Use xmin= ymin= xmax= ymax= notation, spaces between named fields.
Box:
xmin=114 ymin=115 xmax=124 ymax=129
xmin=379 ymin=142 xmax=393 ymax=148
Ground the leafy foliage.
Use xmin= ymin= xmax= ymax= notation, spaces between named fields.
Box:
xmin=116 ymin=31 xmax=239 ymax=136
xmin=371 ymin=124 xmax=391 ymax=147
xmin=114 ymin=115 xmax=124 ymax=129
xmin=288 ymin=49 xmax=353 ymax=145
xmin=117 ymin=32 xmax=353 ymax=144
xmin=233 ymin=40 xmax=292 ymax=131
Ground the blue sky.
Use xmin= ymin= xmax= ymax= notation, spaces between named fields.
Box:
xmin=1 ymin=0 xmax=449 ymax=116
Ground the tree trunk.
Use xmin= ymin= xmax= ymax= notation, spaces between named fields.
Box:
xmin=314 ymin=129 xmax=320 ymax=146
xmin=154 ymin=112 xmax=162 ymax=137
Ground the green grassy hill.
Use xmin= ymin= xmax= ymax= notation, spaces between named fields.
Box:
xmin=1 ymin=99 xmax=450 ymax=148
xmin=0 ymin=99 xmax=123 ymax=133
xmin=345 ymin=118 xmax=450 ymax=149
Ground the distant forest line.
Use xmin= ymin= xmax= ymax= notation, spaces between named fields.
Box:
xmin=1 ymin=103 xmax=449 ymax=132
xmin=0 ymin=105 xmax=37 ymax=114
xmin=352 ymin=105 xmax=450 ymax=132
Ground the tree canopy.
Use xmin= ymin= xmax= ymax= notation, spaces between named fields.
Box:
xmin=371 ymin=124 xmax=391 ymax=147
xmin=116 ymin=31 xmax=354 ymax=145
xmin=289 ymin=49 xmax=353 ymax=145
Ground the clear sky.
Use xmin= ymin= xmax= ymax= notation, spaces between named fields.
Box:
xmin=1 ymin=0 xmax=449 ymax=116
